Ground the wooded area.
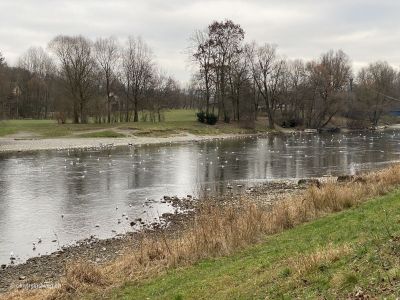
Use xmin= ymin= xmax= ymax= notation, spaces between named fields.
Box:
xmin=0 ymin=19 xmax=399 ymax=129
xmin=0 ymin=36 xmax=193 ymax=125
xmin=190 ymin=20 xmax=400 ymax=129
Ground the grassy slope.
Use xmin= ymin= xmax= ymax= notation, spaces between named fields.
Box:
xmin=109 ymin=191 xmax=400 ymax=299
xmin=0 ymin=110 xmax=269 ymax=138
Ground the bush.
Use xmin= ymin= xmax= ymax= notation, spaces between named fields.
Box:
xmin=206 ymin=113 xmax=218 ymax=125
xmin=197 ymin=111 xmax=218 ymax=125
xmin=281 ymin=118 xmax=301 ymax=128
xmin=196 ymin=111 xmax=206 ymax=123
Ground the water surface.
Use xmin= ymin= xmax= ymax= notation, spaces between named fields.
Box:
xmin=1 ymin=131 xmax=400 ymax=265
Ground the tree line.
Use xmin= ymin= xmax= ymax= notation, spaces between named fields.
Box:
xmin=1 ymin=19 xmax=400 ymax=128
xmin=190 ymin=20 xmax=400 ymax=129
xmin=0 ymin=36 xmax=193 ymax=124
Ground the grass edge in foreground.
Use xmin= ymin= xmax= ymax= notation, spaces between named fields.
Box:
xmin=4 ymin=166 xmax=400 ymax=300
xmin=110 ymin=189 xmax=400 ymax=299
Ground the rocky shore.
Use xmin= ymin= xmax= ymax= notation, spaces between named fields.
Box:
xmin=0 ymin=179 xmax=314 ymax=293
xmin=0 ymin=194 xmax=199 ymax=293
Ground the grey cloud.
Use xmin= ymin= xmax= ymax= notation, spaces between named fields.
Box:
xmin=1 ymin=0 xmax=400 ymax=82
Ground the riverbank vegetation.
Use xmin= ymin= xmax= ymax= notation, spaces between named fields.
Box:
xmin=1 ymin=20 xmax=400 ymax=133
xmin=112 ymin=189 xmax=400 ymax=299
xmin=3 ymin=165 xmax=400 ymax=299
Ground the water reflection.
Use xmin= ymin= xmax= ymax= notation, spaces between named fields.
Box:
xmin=1 ymin=131 xmax=400 ymax=264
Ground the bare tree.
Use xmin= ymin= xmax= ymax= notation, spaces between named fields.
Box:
xmin=121 ymin=36 xmax=153 ymax=122
xmin=49 ymin=35 xmax=97 ymax=123
xmin=279 ymin=59 xmax=309 ymax=126
xmin=146 ymin=70 xmax=172 ymax=122
xmin=208 ymin=20 xmax=245 ymax=122
xmin=0 ymin=51 xmax=5 ymax=67
xmin=18 ymin=47 xmax=54 ymax=76
xmin=94 ymin=37 xmax=120 ymax=123
xmin=190 ymin=30 xmax=214 ymax=114
xmin=356 ymin=61 xmax=396 ymax=126
xmin=17 ymin=47 xmax=56 ymax=118
xmin=228 ymin=52 xmax=250 ymax=121
xmin=247 ymin=42 xmax=285 ymax=129
xmin=0 ymin=51 xmax=7 ymax=119
xmin=305 ymin=50 xmax=351 ymax=128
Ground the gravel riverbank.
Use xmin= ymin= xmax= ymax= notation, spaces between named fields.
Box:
xmin=0 ymin=179 xmax=315 ymax=293
xmin=0 ymin=133 xmax=257 ymax=153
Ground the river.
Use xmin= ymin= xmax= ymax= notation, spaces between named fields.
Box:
xmin=1 ymin=131 xmax=400 ymax=265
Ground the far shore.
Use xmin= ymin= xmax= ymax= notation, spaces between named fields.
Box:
xmin=0 ymin=133 xmax=263 ymax=153
xmin=1 ymin=121 xmax=399 ymax=153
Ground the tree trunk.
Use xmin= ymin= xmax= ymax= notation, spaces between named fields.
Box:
xmin=205 ymin=75 xmax=210 ymax=114
xmin=107 ymin=99 xmax=111 ymax=124
xmin=80 ymin=102 xmax=85 ymax=124
xmin=73 ymin=101 xmax=79 ymax=123
xmin=106 ymin=77 xmax=111 ymax=123
xmin=125 ymin=97 xmax=129 ymax=122
xmin=133 ymin=96 xmax=138 ymax=122
xmin=267 ymin=109 xmax=274 ymax=129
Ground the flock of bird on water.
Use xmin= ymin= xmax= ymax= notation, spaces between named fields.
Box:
xmin=4 ymin=130 xmax=398 ymax=266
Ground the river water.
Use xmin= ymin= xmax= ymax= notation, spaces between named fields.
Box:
xmin=1 ymin=131 xmax=400 ymax=265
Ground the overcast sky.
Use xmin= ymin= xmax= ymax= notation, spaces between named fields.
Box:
xmin=1 ymin=0 xmax=399 ymax=83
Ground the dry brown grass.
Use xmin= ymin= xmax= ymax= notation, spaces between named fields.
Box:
xmin=284 ymin=243 xmax=352 ymax=277
xmin=3 ymin=164 xmax=400 ymax=300
xmin=39 ymin=263 xmax=110 ymax=300
xmin=0 ymin=290 xmax=49 ymax=300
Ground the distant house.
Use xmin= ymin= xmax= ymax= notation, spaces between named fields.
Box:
xmin=0 ymin=84 xmax=20 ymax=119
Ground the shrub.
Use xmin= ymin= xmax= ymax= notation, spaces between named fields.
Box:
xmin=196 ymin=111 xmax=206 ymax=123
xmin=281 ymin=118 xmax=301 ymax=128
xmin=205 ymin=113 xmax=218 ymax=125
xmin=197 ymin=111 xmax=218 ymax=125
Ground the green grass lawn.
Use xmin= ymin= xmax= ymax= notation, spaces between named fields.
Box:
xmin=106 ymin=191 xmax=400 ymax=299
xmin=0 ymin=109 xmax=270 ymax=138
xmin=0 ymin=119 xmax=118 ymax=138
